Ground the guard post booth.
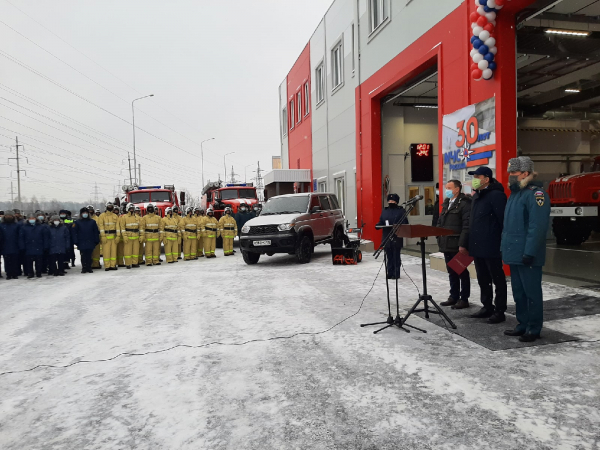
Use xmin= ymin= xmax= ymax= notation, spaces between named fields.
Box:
xmin=263 ymin=169 xmax=312 ymax=201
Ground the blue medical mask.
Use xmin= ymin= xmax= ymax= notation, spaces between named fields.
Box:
xmin=37 ymin=216 xmax=44 ymax=221
xmin=82 ymin=213 xmax=89 ymax=219
xmin=445 ymin=189 xmax=454 ymax=199
xmin=28 ymin=219 xmax=36 ymax=225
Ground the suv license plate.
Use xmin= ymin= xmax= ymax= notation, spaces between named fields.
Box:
xmin=253 ymin=240 xmax=271 ymax=246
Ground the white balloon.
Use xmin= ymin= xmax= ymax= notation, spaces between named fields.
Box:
xmin=477 ymin=6 xmax=485 ymax=15
xmin=495 ymin=4 xmax=503 ymax=9
xmin=473 ymin=26 xmax=484 ymax=36
xmin=473 ymin=53 xmax=484 ymax=64
xmin=485 ymin=12 xmax=497 ymax=22
xmin=472 ymin=22 xmax=477 ymax=28
xmin=491 ymin=20 xmax=497 ymax=26
xmin=478 ymin=60 xmax=489 ymax=70
xmin=489 ymin=46 xmax=497 ymax=55
xmin=475 ymin=0 xmax=479 ymax=5
xmin=482 ymin=68 xmax=493 ymax=80
xmin=488 ymin=0 xmax=496 ymax=7
xmin=479 ymin=30 xmax=491 ymax=41
xmin=470 ymin=48 xmax=478 ymax=57
xmin=484 ymin=37 xmax=496 ymax=48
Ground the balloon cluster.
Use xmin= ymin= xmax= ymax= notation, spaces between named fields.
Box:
xmin=470 ymin=0 xmax=504 ymax=81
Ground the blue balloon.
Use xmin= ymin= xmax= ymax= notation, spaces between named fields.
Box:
xmin=478 ymin=45 xmax=489 ymax=55
xmin=473 ymin=39 xmax=483 ymax=49
xmin=489 ymin=62 xmax=497 ymax=71
xmin=484 ymin=6 xmax=496 ymax=12
xmin=484 ymin=52 xmax=495 ymax=62
xmin=471 ymin=35 xmax=478 ymax=44
xmin=479 ymin=0 xmax=488 ymax=5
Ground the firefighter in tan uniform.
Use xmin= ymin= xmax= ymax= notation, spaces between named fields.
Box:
xmin=218 ymin=207 xmax=237 ymax=256
xmin=98 ymin=201 xmax=119 ymax=270
xmin=196 ymin=207 xmax=206 ymax=257
xmin=180 ymin=207 xmax=199 ymax=260
xmin=116 ymin=205 xmax=125 ymax=267
xmin=203 ymin=208 xmax=219 ymax=258
xmin=88 ymin=205 xmax=102 ymax=269
xmin=173 ymin=205 xmax=183 ymax=260
xmin=135 ymin=207 xmax=144 ymax=265
xmin=161 ymin=207 xmax=180 ymax=263
xmin=141 ymin=203 xmax=162 ymax=266
xmin=119 ymin=203 xmax=141 ymax=269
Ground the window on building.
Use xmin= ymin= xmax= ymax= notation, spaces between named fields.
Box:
xmin=316 ymin=63 xmax=325 ymax=104
xmin=369 ymin=0 xmax=388 ymax=33
xmin=424 ymin=186 xmax=435 ymax=216
xmin=282 ymin=107 xmax=288 ymax=137
xmin=332 ymin=41 xmax=343 ymax=90
xmin=290 ymin=100 xmax=294 ymax=130
xmin=297 ymin=92 xmax=302 ymax=123
xmin=335 ymin=177 xmax=345 ymax=214
xmin=318 ymin=180 xmax=327 ymax=192
xmin=304 ymin=82 xmax=310 ymax=116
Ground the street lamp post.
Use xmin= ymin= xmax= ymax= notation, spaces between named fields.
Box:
xmin=201 ymin=138 xmax=215 ymax=189
xmin=223 ymin=152 xmax=234 ymax=183
xmin=132 ymin=94 xmax=154 ymax=185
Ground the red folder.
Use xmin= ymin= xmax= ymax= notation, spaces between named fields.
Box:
xmin=447 ymin=252 xmax=474 ymax=275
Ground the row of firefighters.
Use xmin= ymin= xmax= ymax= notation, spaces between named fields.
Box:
xmin=94 ymin=202 xmax=238 ymax=270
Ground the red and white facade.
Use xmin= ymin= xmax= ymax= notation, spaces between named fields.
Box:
xmin=279 ymin=0 xmax=538 ymax=244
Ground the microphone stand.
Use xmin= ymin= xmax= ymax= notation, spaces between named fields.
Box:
xmin=360 ymin=200 xmax=426 ymax=334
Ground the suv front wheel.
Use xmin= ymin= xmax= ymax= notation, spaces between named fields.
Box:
xmin=295 ymin=235 xmax=312 ymax=264
xmin=242 ymin=251 xmax=260 ymax=265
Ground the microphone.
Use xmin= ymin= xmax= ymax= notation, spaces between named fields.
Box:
xmin=405 ymin=195 xmax=424 ymax=205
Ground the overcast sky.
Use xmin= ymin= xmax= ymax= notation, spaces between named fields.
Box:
xmin=0 ymin=0 xmax=331 ymax=203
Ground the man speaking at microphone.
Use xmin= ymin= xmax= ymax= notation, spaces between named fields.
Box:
xmin=376 ymin=193 xmax=409 ymax=279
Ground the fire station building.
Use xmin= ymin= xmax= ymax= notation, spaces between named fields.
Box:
xmin=278 ymin=0 xmax=600 ymax=278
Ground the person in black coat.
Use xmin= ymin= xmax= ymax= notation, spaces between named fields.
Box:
xmin=466 ymin=167 xmax=508 ymax=323
xmin=0 ymin=210 xmax=21 ymax=279
xmin=19 ymin=212 xmax=49 ymax=278
xmin=376 ymin=193 xmax=409 ymax=279
xmin=72 ymin=207 xmax=100 ymax=273
xmin=437 ymin=180 xmax=472 ymax=309
xmin=431 ymin=182 xmax=440 ymax=227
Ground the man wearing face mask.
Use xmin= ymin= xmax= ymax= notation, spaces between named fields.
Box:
xmin=219 ymin=206 xmax=238 ymax=256
xmin=19 ymin=212 xmax=49 ymax=278
xmin=202 ymin=208 xmax=219 ymax=258
xmin=0 ymin=210 xmax=21 ymax=279
xmin=141 ymin=203 xmax=162 ymax=266
xmin=160 ymin=207 xmax=180 ymax=263
xmin=501 ymin=156 xmax=550 ymax=343
xmin=120 ymin=203 xmax=141 ymax=269
xmin=87 ymin=205 xmax=101 ymax=269
xmin=98 ymin=202 xmax=119 ymax=271
xmin=467 ymin=167 xmax=508 ymax=322
xmin=376 ymin=194 xmax=409 ymax=279
xmin=47 ymin=214 xmax=70 ymax=276
xmin=35 ymin=211 xmax=50 ymax=274
xmin=438 ymin=180 xmax=472 ymax=309
xmin=73 ymin=207 xmax=100 ymax=273
xmin=180 ymin=207 xmax=199 ymax=260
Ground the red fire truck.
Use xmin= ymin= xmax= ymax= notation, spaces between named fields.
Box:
xmin=201 ymin=181 xmax=259 ymax=220
xmin=117 ymin=185 xmax=185 ymax=217
xmin=549 ymin=156 xmax=600 ymax=245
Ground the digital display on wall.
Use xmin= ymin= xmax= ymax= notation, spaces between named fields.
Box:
xmin=410 ymin=143 xmax=434 ymax=182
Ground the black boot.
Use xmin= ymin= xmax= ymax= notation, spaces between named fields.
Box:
xmin=519 ymin=333 xmax=540 ymax=342
xmin=440 ymin=297 xmax=457 ymax=307
xmin=504 ymin=328 xmax=525 ymax=337
xmin=468 ymin=307 xmax=494 ymax=318
xmin=487 ymin=312 xmax=506 ymax=324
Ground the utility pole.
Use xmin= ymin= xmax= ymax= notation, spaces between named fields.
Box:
xmin=9 ymin=181 xmax=15 ymax=208
xmin=128 ymin=153 xmax=133 ymax=185
xmin=90 ymin=182 xmax=100 ymax=206
xmin=229 ymin=165 xmax=239 ymax=184
xmin=8 ymin=136 xmax=25 ymax=211
xmin=254 ymin=161 xmax=265 ymax=202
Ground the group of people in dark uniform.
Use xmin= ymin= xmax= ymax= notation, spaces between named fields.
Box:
xmin=377 ymin=156 xmax=551 ymax=343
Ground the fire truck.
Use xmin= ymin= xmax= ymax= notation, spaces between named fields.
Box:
xmin=549 ymin=156 xmax=600 ymax=245
xmin=201 ymin=181 xmax=259 ymax=220
xmin=117 ymin=185 xmax=185 ymax=217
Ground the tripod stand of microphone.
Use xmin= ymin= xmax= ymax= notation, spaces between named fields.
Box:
xmin=360 ymin=196 xmax=427 ymax=334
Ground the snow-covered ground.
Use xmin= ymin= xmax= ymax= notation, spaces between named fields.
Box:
xmin=1 ymin=246 xmax=599 ymax=449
